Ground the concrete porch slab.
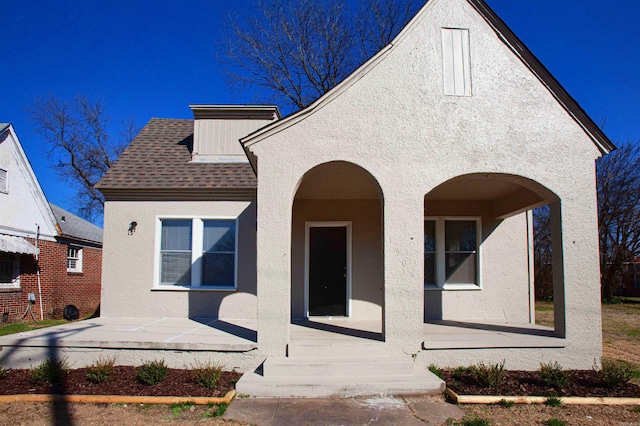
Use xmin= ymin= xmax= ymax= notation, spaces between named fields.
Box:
xmin=423 ymin=320 xmax=567 ymax=349
xmin=0 ymin=317 xmax=257 ymax=351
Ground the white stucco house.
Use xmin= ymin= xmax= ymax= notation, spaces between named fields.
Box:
xmin=96 ymin=0 xmax=613 ymax=396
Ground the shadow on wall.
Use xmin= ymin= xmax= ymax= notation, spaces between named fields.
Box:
xmin=186 ymin=204 xmax=257 ymax=342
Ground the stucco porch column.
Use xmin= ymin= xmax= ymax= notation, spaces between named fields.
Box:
xmin=553 ymin=187 xmax=603 ymax=366
xmin=255 ymin=173 xmax=291 ymax=357
xmin=382 ymin=189 xmax=424 ymax=354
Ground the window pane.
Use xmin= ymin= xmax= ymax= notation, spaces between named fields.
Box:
xmin=202 ymin=253 xmax=235 ymax=287
xmin=445 ymin=253 xmax=476 ymax=284
xmin=161 ymin=220 xmax=192 ymax=251
xmin=445 ymin=221 xmax=476 ymax=252
xmin=424 ymin=253 xmax=436 ymax=285
xmin=203 ymin=220 xmax=235 ymax=252
xmin=161 ymin=252 xmax=191 ymax=285
xmin=424 ymin=220 xmax=436 ymax=251
xmin=0 ymin=255 xmax=14 ymax=284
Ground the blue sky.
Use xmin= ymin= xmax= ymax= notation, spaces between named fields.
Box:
xmin=1 ymin=0 xmax=639 ymax=224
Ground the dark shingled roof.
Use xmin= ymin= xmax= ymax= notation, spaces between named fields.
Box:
xmin=96 ymin=119 xmax=256 ymax=192
xmin=50 ymin=204 xmax=103 ymax=244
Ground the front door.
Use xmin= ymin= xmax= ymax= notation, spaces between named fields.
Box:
xmin=307 ymin=224 xmax=349 ymax=316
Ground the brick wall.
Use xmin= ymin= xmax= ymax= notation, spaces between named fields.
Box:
xmin=0 ymin=239 xmax=102 ymax=322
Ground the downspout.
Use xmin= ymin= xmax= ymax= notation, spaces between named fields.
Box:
xmin=35 ymin=224 xmax=43 ymax=321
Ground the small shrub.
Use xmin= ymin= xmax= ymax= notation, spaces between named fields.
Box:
xmin=428 ymin=364 xmax=444 ymax=380
xmin=452 ymin=366 xmax=470 ymax=380
xmin=595 ymin=359 xmax=635 ymax=388
xmin=546 ymin=418 xmax=567 ymax=426
xmin=632 ymin=406 xmax=640 ymax=413
xmin=28 ymin=358 xmax=69 ymax=384
xmin=137 ymin=359 xmax=168 ymax=385
xmin=470 ymin=360 xmax=505 ymax=388
xmin=86 ymin=356 xmax=116 ymax=384
xmin=461 ymin=417 xmax=491 ymax=426
xmin=540 ymin=361 xmax=569 ymax=389
xmin=497 ymin=399 xmax=515 ymax=408
xmin=544 ymin=397 xmax=563 ymax=407
xmin=191 ymin=360 xmax=223 ymax=388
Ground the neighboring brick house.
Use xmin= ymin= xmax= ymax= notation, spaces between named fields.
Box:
xmin=0 ymin=123 xmax=102 ymax=322
xmin=622 ymin=257 xmax=640 ymax=298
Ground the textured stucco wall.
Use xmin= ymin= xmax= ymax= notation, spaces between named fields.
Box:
xmin=249 ymin=0 xmax=603 ymax=367
xmin=425 ymin=212 xmax=530 ymax=323
xmin=101 ymin=200 xmax=257 ymax=319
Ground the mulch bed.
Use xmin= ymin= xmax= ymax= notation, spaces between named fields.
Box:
xmin=443 ymin=369 xmax=640 ymax=398
xmin=0 ymin=367 xmax=241 ymax=397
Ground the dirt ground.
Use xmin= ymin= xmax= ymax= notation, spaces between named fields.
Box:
xmin=0 ymin=401 xmax=249 ymax=426
xmin=0 ymin=302 xmax=637 ymax=425
xmin=461 ymin=403 xmax=640 ymax=425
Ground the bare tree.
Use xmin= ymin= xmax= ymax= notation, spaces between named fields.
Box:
xmin=532 ymin=205 xmax=553 ymax=300
xmin=597 ymin=142 xmax=640 ymax=300
xmin=27 ymin=95 xmax=139 ymax=221
xmin=222 ymin=0 xmax=422 ymax=112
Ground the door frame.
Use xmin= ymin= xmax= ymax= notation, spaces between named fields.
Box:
xmin=304 ymin=221 xmax=352 ymax=318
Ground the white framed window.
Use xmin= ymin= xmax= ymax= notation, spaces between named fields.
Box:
xmin=67 ymin=246 xmax=83 ymax=272
xmin=425 ymin=217 xmax=481 ymax=290
xmin=0 ymin=253 xmax=20 ymax=287
xmin=156 ymin=217 xmax=238 ymax=289
xmin=0 ymin=168 xmax=7 ymax=194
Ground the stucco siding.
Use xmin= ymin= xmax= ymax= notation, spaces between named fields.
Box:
xmin=101 ymin=200 xmax=257 ymax=319
xmin=424 ymin=213 xmax=530 ymax=322
xmin=250 ymin=0 xmax=603 ymax=365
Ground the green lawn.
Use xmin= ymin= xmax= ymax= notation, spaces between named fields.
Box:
xmin=0 ymin=319 xmax=76 ymax=337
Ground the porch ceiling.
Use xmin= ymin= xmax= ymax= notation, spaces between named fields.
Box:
xmin=295 ymin=162 xmax=381 ymax=200
xmin=425 ymin=176 xmax=548 ymax=219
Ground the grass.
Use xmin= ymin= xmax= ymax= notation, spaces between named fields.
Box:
xmin=545 ymin=419 xmax=567 ymax=426
xmin=428 ymin=364 xmax=444 ymax=379
xmin=0 ymin=319 xmax=71 ymax=337
xmin=544 ymin=397 xmax=563 ymax=408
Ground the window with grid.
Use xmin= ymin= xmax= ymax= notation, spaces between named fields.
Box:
xmin=67 ymin=246 xmax=82 ymax=272
xmin=158 ymin=218 xmax=237 ymax=288
xmin=424 ymin=218 xmax=480 ymax=289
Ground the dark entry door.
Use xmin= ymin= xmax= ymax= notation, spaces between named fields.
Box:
xmin=308 ymin=226 xmax=347 ymax=316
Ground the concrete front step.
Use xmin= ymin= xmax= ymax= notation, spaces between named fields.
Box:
xmin=263 ymin=355 xmax=414 ymax=377
xmin=287 ymin=341 xmax=386 ymax=358
xmin=236 ymin=365 xmax=445 ymax=398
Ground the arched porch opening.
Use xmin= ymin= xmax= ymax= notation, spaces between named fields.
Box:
xmin=422 ymin=173 xmax=566 ymax=349
xmin=290 ymin=161 xmax=384 ymax=341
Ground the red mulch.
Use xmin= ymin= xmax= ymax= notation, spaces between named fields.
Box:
xmin=0 ymin=367 xmax=241 ymax=397
xmin=443 ymin=369 xmax=640 ymax=398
